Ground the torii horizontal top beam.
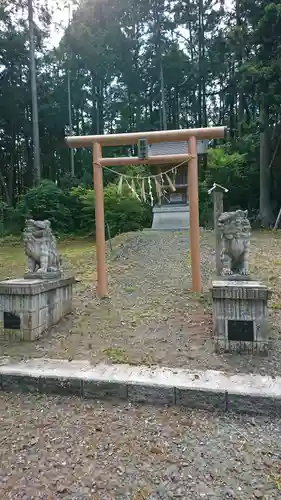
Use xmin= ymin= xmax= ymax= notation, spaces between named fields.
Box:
xmin=65 ymin=126 xmax=226 ymax=148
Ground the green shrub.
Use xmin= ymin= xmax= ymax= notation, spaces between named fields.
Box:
xmin=77 ymin=188 xmax=96 ymax=234
xmin=198 ymin=147 xmax=248 ymax=227
xmin=16 ymin=180 xmax=73 ymax=233
xmin=205 ymin=147 xmax=248 ymax=211
xmin=2 ymin=179 xmax=151 ymax=238
xmin=0 ymin=202 xmax=21 ymax=235
xmin=67 ymin=186 xmax=89 ymax=233
xmin=198 ymin=180 xmax=212 ymax=227
xmin=104 ymin=184 xmax=152 ymax=235
xmin=80 ymin=183 xmax=152 ymax=237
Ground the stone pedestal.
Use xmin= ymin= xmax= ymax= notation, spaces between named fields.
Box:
xmin=0 ymin=276 xmax=75 ymax=342
xmin=211 ymin=280 xmax=272 ymax=353
xmin=24 ymin=271 xmax=62 ymax=280
xmin=152 ymin=204 xmax=190 ymax=231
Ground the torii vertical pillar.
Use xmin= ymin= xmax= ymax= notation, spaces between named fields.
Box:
xmin=93 ymin=142 xmax=108 ymax=297
xmin=188 ymin=136 xmax=201 ymax=292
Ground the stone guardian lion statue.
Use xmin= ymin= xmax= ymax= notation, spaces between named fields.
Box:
xmin=217 ymin=209 xmax=251 ymax=276
xmin=23 ymin=219 xmax=62 ymax=275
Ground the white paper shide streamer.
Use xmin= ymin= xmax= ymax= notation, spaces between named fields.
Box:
xmin=105 ymin=158 xmax=191 ymax=206
xmin=141 ymin=178 xmax=146 ymax=202
xmin=117 ymin=175 xmax=123 ymax=194
xmin=165 ymin=173 xmax=176 ymax=192
xmin=148 ymin=177 xmax=153 ymax=206
xmin=126 ymin=178 xmax=140 ymax=200
xmin=154 ymin=176 xmax=162 ymax=203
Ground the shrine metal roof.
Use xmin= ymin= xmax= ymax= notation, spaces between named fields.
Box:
xmin=148 ymin=139 xmax=208 ymax=156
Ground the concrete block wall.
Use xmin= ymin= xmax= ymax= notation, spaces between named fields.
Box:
xmin=0 ymin=277 xmax=75 ymax=342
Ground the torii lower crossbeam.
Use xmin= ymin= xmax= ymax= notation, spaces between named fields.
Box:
xmin=66 ymin=126 xmax=226 ymax=297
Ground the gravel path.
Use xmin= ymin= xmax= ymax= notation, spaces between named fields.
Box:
xmin=0 ymin=393 xmax=281 ymax=499
xmin=1 ymin=230 xmax=281 ymax=376
xmin=1 ymin=232 xmax=281 ymax=499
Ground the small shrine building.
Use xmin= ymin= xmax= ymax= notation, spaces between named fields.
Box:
xmin=149 ymin=139 xmax=208 ymax=230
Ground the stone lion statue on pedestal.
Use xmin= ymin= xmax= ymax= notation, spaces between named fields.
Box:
xmin=23 ymin=219 xmax=62 ymax=276
xmin=217 ymin=209 xmax=251 ymax=276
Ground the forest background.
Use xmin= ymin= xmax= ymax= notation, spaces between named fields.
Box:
xmin=1 ymin=0 xmax=280 ymax=237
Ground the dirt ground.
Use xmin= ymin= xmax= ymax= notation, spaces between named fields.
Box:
xmin=1 ymin=230 xmax=281 ymax=376
xmin=1 ymin=392 xmax=281 ymax=499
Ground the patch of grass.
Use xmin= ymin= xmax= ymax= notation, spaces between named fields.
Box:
xmin=199 ymin=292 xmax=212 ymax=307
xmin=272 ymin=302 xmax=281 ymax=310
xmin=132 ymin=486 xmax=153 ymax=499
xmin=0 ymin=234 xmax=22 ymax=246
xmin=103 ymin=347 xmax=129 ymax=364
xmin=0 ymin=246 xmax=25 ymax=280
xmin=140 ymin=353 xmax=154 ymax=366
xmin=271 ymin=260 xmax=281 ymax=266
xmin=123 ymin=286 xmax=136 ymax=293
xmin=0 ymin=239 xmax=96 ymax=281
xmin=269 ymin=473 xmax=281 ymax=491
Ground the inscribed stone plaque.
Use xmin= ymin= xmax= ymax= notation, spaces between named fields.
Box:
xmin=228 ymin=319 xmax=254 ymax=342
xmin=4 ymin=312 xmax=21 ymax=330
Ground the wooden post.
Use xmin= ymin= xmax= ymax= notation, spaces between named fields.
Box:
xmin=213 ymin=191 xmax=224 ymax=275
xmin=93 ymin=142 xmax=108 ymax=298
xmin=273 ymin=207 xmax=281 ymax=230
xmin=188 ymin=136 xmax=201 ymax=292
xmin=208 ymin=183 xmax=228 ymax=276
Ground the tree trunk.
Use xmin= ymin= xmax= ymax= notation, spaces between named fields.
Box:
xmin=228 ymin=62 xmax=236 ymax=140
xmin=67 ymin=61 xmax=74 ymax=176
xmin=91 ymin=72 xmax=97 ymax=134
xmin=159 ymin=58 xmax=167 ymax=130
xmin=99 ymin=78 xmax=104 ymax=134
xmin=198 ymin=0 xmax=203 ymax=126
xmin=0 ymin=169 xmax=11 ymax=205
xmin=259 ymin=100 xmax=274 ymax=227
xmin=154 ymin=1 xmax=166 ymax=130
xmin=28 ymin=0 xmax=41 ymax=185
xmin=236 ymin=0 xmax=244 ymax=135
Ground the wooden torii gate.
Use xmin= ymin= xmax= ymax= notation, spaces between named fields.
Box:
xmin=66 ymin=126 xmax=226 ymax=298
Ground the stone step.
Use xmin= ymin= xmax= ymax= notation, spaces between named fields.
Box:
xmin=0 ymin=358 xmax=280 ymax=415
xmin=152 ymin=205 xmax=190 ymax=231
